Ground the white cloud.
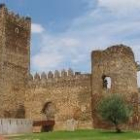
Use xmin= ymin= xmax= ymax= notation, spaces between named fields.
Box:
xmin=31 ymin=23 xmax=45 ymax=33
xmin=32 ymin=52 xmax=63 ymax=71
xmin=31 ymin=35 xmax=82 ymax=72
xmin=31 ymin=0 xmax=140 ymax=86
xmin=98 ymin=0 xmax=140 ymax=14
xmin=60 ymin=38 xmax=80 ymax=47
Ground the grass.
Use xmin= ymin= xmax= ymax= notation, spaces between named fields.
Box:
xmin=8 ymin=129 xmax=140 ymax=140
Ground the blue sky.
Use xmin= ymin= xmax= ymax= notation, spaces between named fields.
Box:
xmin=1 ymin=0 xmax=140 ymax=86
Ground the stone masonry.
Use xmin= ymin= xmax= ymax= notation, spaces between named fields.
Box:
xmin=25 ymin=70 xmax=92 ymax=130
xmin=91 ymin=45 xmax=139 ymax=129
xmin=0 ymin=4 xmax=139 ymax=131
xmin=0 ymin=4 xmax=31 ymax=118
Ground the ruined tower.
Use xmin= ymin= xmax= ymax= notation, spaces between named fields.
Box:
xmin=0 ymin=4 xmax=31 ymax=118
xmin=91 ymin=45 xmax=139 ymax=128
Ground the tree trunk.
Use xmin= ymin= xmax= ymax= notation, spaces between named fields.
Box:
xmin=115 ymin=124 xmax=121 ymax=133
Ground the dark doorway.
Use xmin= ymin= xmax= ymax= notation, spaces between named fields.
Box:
xmin=33 ymin=120 xmax=55 ymax=132
xmin=41 ymin=120 xmax=55 ymax=132
xmin=41 ymin=102 xmax=56 ymax=132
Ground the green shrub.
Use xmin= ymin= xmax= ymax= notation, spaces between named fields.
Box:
xmin=97 ymin=94 xmax=133 ymax=133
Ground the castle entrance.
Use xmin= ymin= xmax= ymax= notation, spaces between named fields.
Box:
xmin=41 ymin=102 xmax=56 ymax=132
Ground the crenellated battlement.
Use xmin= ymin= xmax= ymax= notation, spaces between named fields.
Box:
xmin=30 ymin=69 xmax=90 ymax=80
xmin=0 ymin=3 xmax=31 ymax=28
xmin=28 ymin=69 xmax=91 ymax=88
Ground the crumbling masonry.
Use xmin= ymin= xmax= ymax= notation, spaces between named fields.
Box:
xmin=0 ymin=4 xmax=139 ymax=130
xmin=91 ymin=46 xmax=139 ymax=129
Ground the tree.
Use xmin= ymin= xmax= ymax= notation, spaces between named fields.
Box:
xmin=97 ymin=94 xmax=133 ymax=133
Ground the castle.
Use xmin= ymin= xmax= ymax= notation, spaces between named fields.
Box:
xmin=0 ymin=4 xmax=139 ymax=131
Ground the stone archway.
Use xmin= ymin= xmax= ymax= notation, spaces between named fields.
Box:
xmin=41 ymin=102 xmax=56 ymax=132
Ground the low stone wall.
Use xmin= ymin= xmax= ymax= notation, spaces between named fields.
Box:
xmin=0 ymin=119 xmax=33 ymax=135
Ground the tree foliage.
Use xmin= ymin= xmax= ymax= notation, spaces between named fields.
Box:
xmin=97 ymin=94 xmax=133 ymax=132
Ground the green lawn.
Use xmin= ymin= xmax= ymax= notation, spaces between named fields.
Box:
xmin=8 ymin=129 xmax=140 ymax=140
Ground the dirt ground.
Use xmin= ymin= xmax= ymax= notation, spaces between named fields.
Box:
xmin=0 ymin=135 xmax=6 ymax=140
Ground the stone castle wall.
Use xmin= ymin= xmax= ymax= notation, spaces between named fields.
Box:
xmin=91 ymin=45 xmax=139 ymax=128
xmin=0 ymin=4 xmax=140 ymax=131
xmin=25 ymin=69 xmax=92 ymax=130
xmin=0 ymin=4 xmax=31 ymax=118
